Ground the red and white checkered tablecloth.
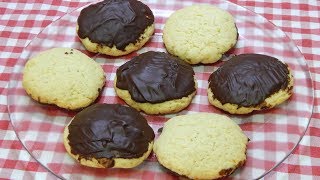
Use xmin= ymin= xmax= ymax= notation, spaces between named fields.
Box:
xmin=0 ymin=0 xmax=319 ymax=179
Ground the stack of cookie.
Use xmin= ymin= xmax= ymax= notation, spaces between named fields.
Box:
xmin=21 ymin=0 xmax=294 ymax=179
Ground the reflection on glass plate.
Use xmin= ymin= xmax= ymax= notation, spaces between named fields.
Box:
xmin=7 ymin=0 xmax=313 ymax=179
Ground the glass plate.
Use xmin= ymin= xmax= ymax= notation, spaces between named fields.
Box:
xmin=8 ymin=0 xmax=313 ymax=179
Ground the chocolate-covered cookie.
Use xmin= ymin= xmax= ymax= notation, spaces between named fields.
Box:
xmin=208 ymin=54 xmax=293 ymax=114
xmin=77 ymin=0 xmax=155 ymax=56
xmin=115 ymin=51 xmax=197 ymax=114
xmin=63 ymin=103 xmax=155 ymax=168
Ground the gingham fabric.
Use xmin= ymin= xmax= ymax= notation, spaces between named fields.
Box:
xmin=0 ymin=0 xmax=319 ymax=179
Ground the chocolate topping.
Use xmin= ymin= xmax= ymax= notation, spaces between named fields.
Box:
xmin=67 ymin=104 xmax=155 ymax=162
xmin=209 ymin=54 xmax=290 ymax=107
xmin=77 ymin=0 xmax=154 ymax=50
xmin=116 ymin=51 xmax=196 ymax=103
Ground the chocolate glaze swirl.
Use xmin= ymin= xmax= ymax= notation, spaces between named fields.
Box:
xmin=209 ymin=54 xmax=290 ymax=107
xmin=67 ymin=104 xmax=155 ymax=161
xmin=77 ymin=0 xmax=154 ymax=50
xmin=116 ymin=51 xmax=196 ymax=103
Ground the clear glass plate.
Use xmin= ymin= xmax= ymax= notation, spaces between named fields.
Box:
xmin=7 ymin=0 xmax=313 ymax=179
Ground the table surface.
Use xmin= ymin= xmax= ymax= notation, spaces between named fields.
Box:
xmin=0 ymin=0 xmax=319 ymax=179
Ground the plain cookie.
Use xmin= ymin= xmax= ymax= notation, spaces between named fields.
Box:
xmin=77 ymin=0 xmax=155 ymax=56
xmin=22 ymin=47 xmax=105 ymax=110
xmin=208 ymin=54 xmax=294 ymax=114
xmin=64 ymin=103 xmax=155 ymax=168
xmin=153 ymin=113 xmax=248 ymax=179
xmin=163 ymin=5 xmax=238 ymax=64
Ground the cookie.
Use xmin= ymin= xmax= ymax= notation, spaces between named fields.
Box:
xmin=114 ymin=51 xmax=197 ymax=115
xmin=22 ymin=48 xmax=105 ymax=110
xmin=208 ymin=54 xmax=294 ymax=114
xmin=153 ymin=113 xmax=248 ymax=179
xmin=63 ymin=103 xmax=155 ymax=168
xmin=163 ymin=5 xmax=238 ymax=64
xmin=77 ymin=0 xmax=155 ymax=56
